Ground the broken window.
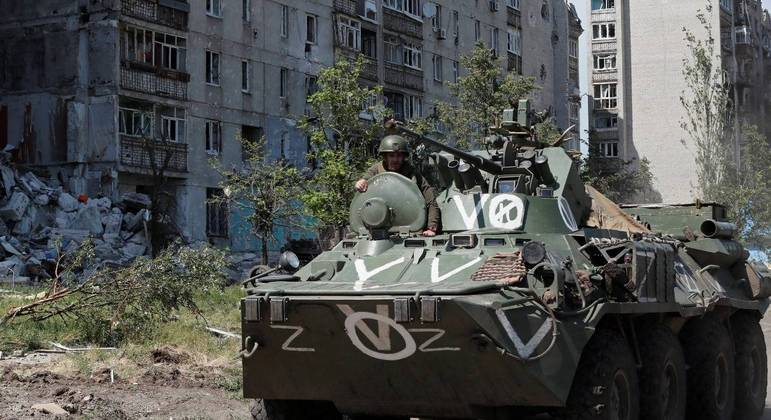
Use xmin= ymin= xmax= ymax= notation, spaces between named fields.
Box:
xmin=243 ymin=0 xmax=251 ymax=22
xmin=475 ymin=20 xmax=481 ymax=41
xmin=591 ymin=0 xmax=614 ymax=10
xmin=384 ymin=35 xmax=402 ymax=64
xmin=384 ymin=91 xmax=405 ymax=121
xmin=280 ymin=68 xmax=288 ymax=98
xmin=155 ymin=32 xmax=186 ymax=71
xmin=593 ymin=83 xmax=617 ymax=109
xmin=403 ymin=43 xmax=422 ymax=70
xmin=362 ymin=29 xmax=377 ymax=59
xmin=306 ymin=14 xmax=318 ymax=45
xmin=119 ymin=107 xmax=154 ymax=137
xmin=598 ymin=141 xmax=619 ymax=158
xmin=338 ymin=16 xmax=362 ymax=50
xmin=305 ymin=74 xmax=318 ymax=100
xmin=569 ymin=39 xmax=578 ymax=58
xmin=363 ymin=0 xmax=378 ymax=22
xmin=383 ymin=0 xmax=421 ymax=18
xmin=122 ymin=27 xmax=155 ymax=65
xmin=403 ymin=95 xmax=422 ymax=120
xmin=431 ymin=3 xmax=442 ymax=32
xmin=205 ymin=51 xmax=220 ymax=85
xmin=592 ymin=23 xmax=616 ymax=40
xmin=593 ymin=53 xmax=616 ymax=71
xmin=507 ymin=27 xmax=522 ymax=55
xmin=281 ymin=5 xmax=289 ymax=38
xmin=242 ymin=60 xmax=250 ymax=92
xmin=507 ymin=0 xmax=520 ymax=10
xmin=206 ymin=0 xmax=222 ymax=17
xmin=206 ymin=188 xmax=228 ymax=237
xmin=595 ymin=115 xmax=618 ymax=129
xmin=432 ymin=54 xmax=443 ymax=81
xmin=122 ymin=27 xmax=186 ymax=71
xmin=205 ymin=120 xmax=222 ymax=155
xmin=160 ymin=107 xmax=185 ymax=142
xmin=241 ymin=125 xmax=262 ymax=160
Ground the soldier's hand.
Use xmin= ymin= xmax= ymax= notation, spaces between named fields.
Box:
xmin=355 ymin=179 xmax=368 ymax=192
xmin=422 ymin=229 xmax=437 ymax=237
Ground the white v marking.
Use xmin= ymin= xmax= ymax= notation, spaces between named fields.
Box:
xmin=495 ymin=309 xmax=553 ymax=358
xmin=431 ymin=257 xmax=483 ymax=283
xmin=452 ymin=195 xmax=489 ymax=229
xmin=353 ymin=257 xmax=406 ymax=291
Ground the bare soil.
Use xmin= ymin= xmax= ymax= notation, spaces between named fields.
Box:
xmin=0 ymin=352 xmax=251 ymax=420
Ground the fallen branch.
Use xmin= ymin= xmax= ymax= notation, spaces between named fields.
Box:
xmin=205 ymin=326 xmax=241 ymax=339
xmin=49 ymin=342 xmax=117 ymax=353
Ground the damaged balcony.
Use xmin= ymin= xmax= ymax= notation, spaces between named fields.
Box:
xmin=383 ymin=7 xmax=422 ymax=39
xmin=120 ymin=136 xmax=188 ymax=173
xmin=384 ymin=63 xmax=423 ymax=91
xmin=120 ymin=61 xmax=189 ymax=100
xmin=121 ymin=0 xmax=189 ymax=30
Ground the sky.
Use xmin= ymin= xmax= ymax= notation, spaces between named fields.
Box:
xmin=765 ymin=0 xmax=771 ymax=12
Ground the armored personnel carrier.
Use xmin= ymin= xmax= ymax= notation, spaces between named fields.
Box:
xmin=241 ymin=102 xmax=770 ymax=420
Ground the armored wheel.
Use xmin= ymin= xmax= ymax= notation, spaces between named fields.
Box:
xmin=731 ymin=312 xmax=767 ymax=420
xmin=251 ymin=399 xmax=342 ymax=420
xmin=638 ymin=324 xmax=686 ymax=420
xmin=563 ymin=326 xmax=640 ymax=420
xmin=680 ymin=314 xmax=735 ymax=420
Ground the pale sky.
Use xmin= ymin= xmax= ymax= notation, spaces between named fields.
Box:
xmin=765 ymin=0 xmax=771 ymax=12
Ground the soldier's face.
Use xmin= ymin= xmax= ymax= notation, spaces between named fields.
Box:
xmin=384 ymin=152 xmax=407 ymax=171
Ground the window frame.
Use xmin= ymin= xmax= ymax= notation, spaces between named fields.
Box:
xmin=598 ymin=141 xmax=619 ymax=158
xmin=506 ymin=0 xmax=520 ymax=10
xmin=592 ymin=22 xmax=616 ymax=40
xmin=432 ymin=54 xmax=443 ymax=82
xmin=280 ymin=5 xmax=289 ymax=38
xmin=593 ymin=53 xmax=617 ymax=71
xmin=206 ymin=0 xmax=223 ymax=18
xmin=431 ymin=2 xmax=442 ymax=32
xmin=384 ymin=35 xmax=402 ymax=65
xmin=474 ymin=20 xmax=481 ymax=41
xmin=205 ymin=50 xmax=221 ymax=86
xmin=206 ymin=188 xmax=229 ymax=238
xmin=507 ymin=27 xmax=521 ymax=55
xmin=591 ymin=0 xmax=615 ymax=11
xmin=403 ymin=95 xmax=422 ymax=120
xmin=594 ymin=115 xmax=619 ymax=130
xmin=160 ymin=107 xmax=186 ymax=143
xmin=569 ymin=39 xmax=578 ymax=59
xmin=363 ymin=0 xmax=378 ymax=22
xmin=338 ymin=16 xmax=362 ymax=51
xmin=593 ymin=83 xmax=618 ymax=109
xmin=402 ymin=43 xmax=422 ymax=70
xmin=241 ymin=60 xmax=251 ymax=93
xmin=280 ymin=68 xmax=288 ymax=99
xmin=118 ymin=107 xmax=154 ymax=138
xmin=242 ymin=0 xmax=251 ymax=22
xmin=205 ymin=120 xmax=222 ymax=155
xmin=306 ymin=14 xmax=318 ymax=45
xmin=452 ymin=60 xmax=459 ymax=82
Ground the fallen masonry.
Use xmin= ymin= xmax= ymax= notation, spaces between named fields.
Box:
xmin=0 ymin=157 xmax=152 ymax=284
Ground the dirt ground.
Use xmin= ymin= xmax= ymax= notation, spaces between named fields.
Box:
xmin=2 ymin=319 xmax=771 ymax=420
xmin=0 ymin=352 xmax=251 ymax=420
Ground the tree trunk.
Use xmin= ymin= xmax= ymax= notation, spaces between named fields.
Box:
xmin=261 ymin=237 xmax=269 ymax=265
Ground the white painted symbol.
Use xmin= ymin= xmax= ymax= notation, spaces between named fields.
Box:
xmin=495 ymin=309 xmax=553 ymax=358
xmin=431 ymin=257 xmax=483 ymax=283
xmin=558 ymin=197 xmax=579 ymax=232
xmin=353 ymin=257 xmax=406 ymax=291
xmin=407 ymin=328 xmax=461 ymax=352
xmin=339 ymin=304 xmax=416 ymax=361
xmin=489 ymin=195 xmax=525 ymax=230
xmin=270 ymin=325 xmax=315 ymax=352
xmin=452 ymin=194 xmax=489 ymax=229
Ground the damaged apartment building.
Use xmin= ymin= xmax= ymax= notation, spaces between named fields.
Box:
xmin=586 ymin=0 xmax=771 ymax=203
xmin=0 ymin=0 xmax=581 ymax=254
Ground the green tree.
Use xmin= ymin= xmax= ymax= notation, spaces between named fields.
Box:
xmin=581 ymin=139 xmax=655 ymax=203
xmin=680 ymin=0 xmax=733 ymax=200
xmin=434 ymin=43 xmax=537 ymax=148
xmin=299 ymin=56 xmax=387 ymax=245
xmin=210 ymin=137 xmax=305 ymax=264
xmin=680 ymin=1 xmax=770 ymax=257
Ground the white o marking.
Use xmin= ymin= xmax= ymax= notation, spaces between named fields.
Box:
xmin=489 ymin=194 xmax=525 ymax=230
xmin=343 ymin=312 xmax=417 ymax=361
xmin=558 ymin=197 xmax=578 ymax=232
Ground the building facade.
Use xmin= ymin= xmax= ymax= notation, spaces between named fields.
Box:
xmin=585 ymin=0 xmax=771 ymax=203
xmin=1 ymin=0 xmax=581 ymax=254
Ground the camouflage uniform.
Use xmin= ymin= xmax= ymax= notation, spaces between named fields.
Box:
xmin=362 ymin=161 xmax=440 ymax=231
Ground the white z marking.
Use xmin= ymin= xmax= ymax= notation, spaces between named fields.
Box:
xmin=495 ymin=309 xmax=552 ymax=358
xmin=270 ymin=325 xmax=316 ymax=352
xmin=431 ymin=257 xmax=483 ymax=283
xmin=408 ymin=328 xmax=461 ymax=352
xmin=353 ymin=257 xmax=406 ymax=291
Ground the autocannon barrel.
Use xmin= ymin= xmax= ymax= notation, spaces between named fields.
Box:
xmin=700 ymin=219 xmax=738 ymax=239
xmin=390 ymin=124 xmax=504 ymax=175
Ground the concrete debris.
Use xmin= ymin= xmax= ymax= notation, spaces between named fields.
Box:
xmin=0 ymin=160 xmax=153 ymax=281
xmin=30 ymin=403 xmax=69 ymax=415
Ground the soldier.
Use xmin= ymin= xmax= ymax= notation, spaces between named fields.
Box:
xmin=355 ymin=135 xmax=440 ymax=237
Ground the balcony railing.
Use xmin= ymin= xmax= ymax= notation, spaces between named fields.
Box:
xmin=120 ymin=61 xmax=189 ymax=100
xmin=506 ymin=8 xmax=521 ymax=28
xmin=333 ymin=0 xmax=358 ymax=16
xmin=121 ymin=0 xmax=189 ymax=30
xmin=383 ymin=8 xmax=422 ymax=39
xmin=384 ymin=63 xmax=423 ymax=91
xmin=120 ymin=136 xmax=188 ymax=172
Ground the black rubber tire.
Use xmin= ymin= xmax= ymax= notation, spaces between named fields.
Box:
xmin=680 ymin=314 xmax=735 ymax=420
xmin=251 ymin=399 xmax=342 ymax=420
xmin=731 ymin=312 xmax=767 ymax=420
xmin=638 ymin=324 xmax=687 ymax=420
xmin=563 ymin=327 xmax=640 ymax=420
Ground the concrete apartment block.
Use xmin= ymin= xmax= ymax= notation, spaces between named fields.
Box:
xmin=586 ymin=0 xmax=771 ymax=203
xmin=0 ymin=0 xmax=581 ymax=255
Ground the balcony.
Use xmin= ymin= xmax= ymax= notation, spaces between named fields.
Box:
xmin=120 ymin=61 xmax=189 ymax=100
xmin=335 ymin=49 xmax=379 ymax=82
xmin=383 ymin=8 xmax=422 ymax=39
xmin=384 ymin=63 xmax=423 ymax=91
xmin=506 ymin=7 xmax=521 ymax=28
xmin=120 ymin=136 xmax=188 ymax=173
xmin=121 ymin=0 xmax=189 ymax=30
xmin=333 ymin=0 xmax=358 ymax=16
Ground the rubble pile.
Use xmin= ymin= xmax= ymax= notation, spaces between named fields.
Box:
xmin=0 ymin=161 xmax=152 ymax=284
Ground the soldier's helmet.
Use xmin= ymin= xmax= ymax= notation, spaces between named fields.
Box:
xmin=378 ymin=135 xmax=410 ymax=155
